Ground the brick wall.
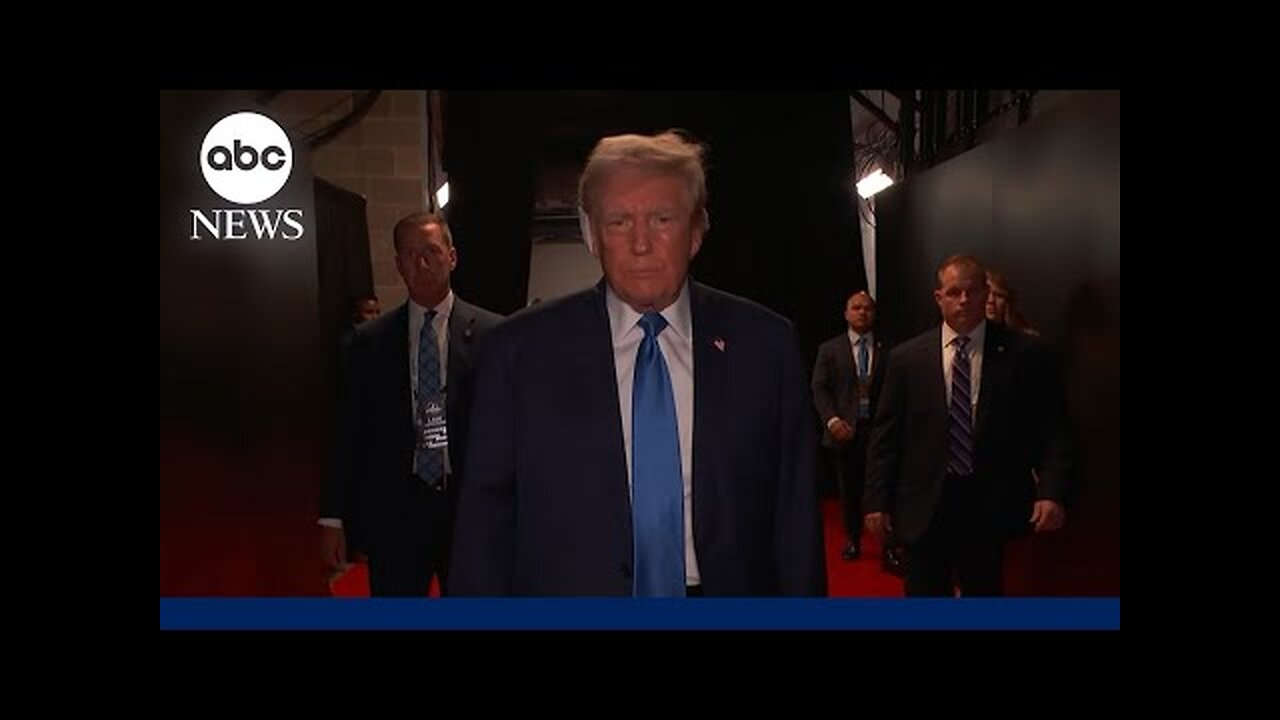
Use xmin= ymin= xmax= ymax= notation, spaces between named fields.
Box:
xmin=269 ymin=90 xmax=428 ymax=310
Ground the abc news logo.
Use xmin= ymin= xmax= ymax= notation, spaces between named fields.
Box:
xmin=190 ymin=111 xmax=304 ymax=241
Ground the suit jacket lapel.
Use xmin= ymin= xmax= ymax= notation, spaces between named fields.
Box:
xmin=391 ymin=304 xmax=414 ymax=431
xmin=690 ymin=282 xmax=729 ymax=542
xmin=446 ymin=299 xmax=476 ymax=422
xmin=585 ymin=281 xmax=633 ymax=542
xmin=837 ymin=333 xmax=856 ymax=389
xmin=974 ymin=323 xmax=1007 ymax=441
xmin=925 ymin=327 xmax=947 ymax=439
xmin=871 ymin=336 xmax=887 ymax=378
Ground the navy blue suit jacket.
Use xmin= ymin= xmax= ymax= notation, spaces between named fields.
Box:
xmin=325 ymin=297 xmax=503 ymax=555
xmin=450 ymin=280 xmax=827 ymax=596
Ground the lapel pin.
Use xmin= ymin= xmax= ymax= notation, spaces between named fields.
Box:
xmin=713 ymin=337 xmax=726 ymax=352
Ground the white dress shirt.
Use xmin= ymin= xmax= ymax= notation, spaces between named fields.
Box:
xmin=941 ymin=319 xmax=986 ymax=421
xmin=606 ymin=283 xmax=701 ymax=587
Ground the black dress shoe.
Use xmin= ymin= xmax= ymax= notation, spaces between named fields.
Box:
xmin=841 ymin=541 xmax=861 ymax=561
xmin=881 ymin=547 xmax=906 ymax=577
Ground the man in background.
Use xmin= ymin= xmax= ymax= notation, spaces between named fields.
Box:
xmin=865 ymin=255 xmax=1071 ymax=596
xmin=812 ymin=291 xmax=902 ymax=574
xmin=323 ymin=212 xmax=502 ymax=596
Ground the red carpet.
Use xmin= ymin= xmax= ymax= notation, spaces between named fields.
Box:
xmin=330 ymin=499 xmax=903 ymax=597
xmin=822 ymin=498 xmax=906 ymax=597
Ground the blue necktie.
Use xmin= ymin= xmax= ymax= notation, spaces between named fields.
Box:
xmin=856 ymin=336 xmax=871 ymax=418
xmin=631 ymin=312 xmax=685 ymax=597
xmin=416 ymin=309 xmax=445 ymax=488
xmin=947 ymin=335 xmax=975 ymax=476
xmin=856 ymin=336 xmax=870 ymax=381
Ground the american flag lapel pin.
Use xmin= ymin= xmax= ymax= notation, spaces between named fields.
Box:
xmin=713 ymin=337 xmax=726 ymax=352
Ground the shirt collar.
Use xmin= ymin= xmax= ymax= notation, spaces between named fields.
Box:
xmin=942 ymin=318 xmax=986 ymax=350
xmin=606 ymin=282 xmax=692 ymax=345
xmin=410 ymin=290 xmax=454 ymax=325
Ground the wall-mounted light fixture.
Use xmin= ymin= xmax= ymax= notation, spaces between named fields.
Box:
xmin=856 ymin=168 xmax=894 ymax=199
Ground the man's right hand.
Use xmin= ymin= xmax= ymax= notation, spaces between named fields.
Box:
xmin=321 ymin=525 xmax=348 ymax=572
xmin=829 ymin=418 xmax=855 ymax=443
xmin=865 ymin=512 xmax=893 ymax=544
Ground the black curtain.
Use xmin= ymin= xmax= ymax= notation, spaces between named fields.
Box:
xmin=445 ymin=91 xmax=865 ymax=365
xmin=314 ymin=177 xmax=372 ymax=390
xmin=697 ymin=92 xmax=866 ymax=371
xmin=443 ymin=92 xmax=540 ymax=315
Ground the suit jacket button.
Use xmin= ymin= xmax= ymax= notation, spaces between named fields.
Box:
xmin=619 ymin=563 xmax=632 ymax=579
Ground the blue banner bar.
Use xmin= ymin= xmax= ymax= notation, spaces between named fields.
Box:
xmin=161 ymin=598 xmax=1119 ymax=630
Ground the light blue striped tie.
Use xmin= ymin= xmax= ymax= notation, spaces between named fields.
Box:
xmin=416 ymin=309 xmax=444 ymax=488
xmin=631 ymin=312 xmax=685 ymax=597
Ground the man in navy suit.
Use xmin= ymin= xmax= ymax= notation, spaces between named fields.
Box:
xmin=450 ymin=131 xmax=826 ymax=597
xmin=864 ymin=255 xmax=1071 ymax=596
xmin=322 ymin=212 xmax=502 ymax=596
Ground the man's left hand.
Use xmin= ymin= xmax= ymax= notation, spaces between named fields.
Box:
xmin=1029 ymin=499 xmax=1065 ymax=532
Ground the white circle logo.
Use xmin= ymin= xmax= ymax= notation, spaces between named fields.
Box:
xmin=199 ymin=112 xmax=293 ymax=205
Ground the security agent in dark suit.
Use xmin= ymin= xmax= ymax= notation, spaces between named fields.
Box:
xmin=322 ymin=212 xmax=502 ymax=596
xmin=449 ymin=131 xmax=826 ymax=597
xmin=811 ymin=291 xmax=899 ymax=570
xmin=864 ymin=255 xmax=1071 ymax=596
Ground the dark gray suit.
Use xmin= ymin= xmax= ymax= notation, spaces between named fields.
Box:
xmin=326 ymin=296 xmax=502 ymax=596
xmin=865 ymin=321 xmax=1071 ymax=596
xmin=811 ymin=331 xmax=892 ymax=547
